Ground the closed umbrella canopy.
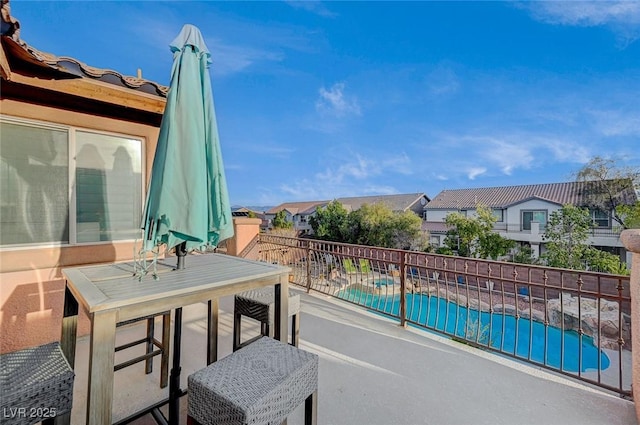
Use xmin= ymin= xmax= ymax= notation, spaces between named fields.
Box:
xmin=141 ymin=24 xmax=233 ymax=255
xmin=138 ymin=24 xmax=235 ymax=424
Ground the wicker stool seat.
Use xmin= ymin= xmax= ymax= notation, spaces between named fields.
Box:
xmin=187 ymin=336 xmax=318 ymax=425
xmin=233 ymin=287 xmax=300 ymax=351
xmin=115 ymin=311 xmax=170 ymax=388
xmin=0 ymin=342 xmax=74 ymax=425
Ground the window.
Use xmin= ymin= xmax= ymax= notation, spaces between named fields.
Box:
xmin=0 ymin=118 xmax=143 ymax=246
xmin=0 ymin=122 xmax=69 ymax=245
xmin=522 ymin=210 xmax=547 ymax=231
xmin=590 ymin=209 xmax=610 ymax=228
xmin=76 ymin=131 xmax=142 ymax=242
xmin=492 ymin=209 xmax=504 ymax=222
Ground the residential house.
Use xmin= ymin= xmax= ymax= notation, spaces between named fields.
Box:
xmin=0 ymin=10 xmax=167 ymax=351
xmin=265 ymin=201 xmax=329 ymax=233
xmin=335 ymin=192 xmax=429 ymax=216
xmin=423 ymin=181 xmax=637 ymax=262
xmin=266 ymin=193 xmax=430 ymax=235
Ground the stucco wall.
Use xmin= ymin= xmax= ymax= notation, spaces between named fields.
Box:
xmin=226 ymin=217 xmax=261 ymax=256
xmin=0 ymin=100 xmax=161 ymax=353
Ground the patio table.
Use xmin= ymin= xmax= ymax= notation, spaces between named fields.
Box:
xmin=60 ymin=253 xmax=290 ymax=425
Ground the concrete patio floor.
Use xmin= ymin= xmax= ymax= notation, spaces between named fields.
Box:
xmin=68 ymin=287 xmax=637 ymax=425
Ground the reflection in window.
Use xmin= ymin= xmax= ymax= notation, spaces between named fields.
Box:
xmin=492 ymin=209 xmax=504 ymax=222
xmin=0 ymin=119 xmax=143 ymax=246
xmin=590 ymin=209 xmax=610 ymax=228
xmin=76 ymin=131 xmax=142 ymax=243
xmin=522 ymin=210 xmax=547 ymax=231
xmin=0 ymin=121 xmax=69 ymax=245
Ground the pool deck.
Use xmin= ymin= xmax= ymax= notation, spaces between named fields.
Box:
xmin=69 ymin=287 xmax=637 ymax=425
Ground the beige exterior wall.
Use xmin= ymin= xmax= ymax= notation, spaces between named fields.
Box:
xmin=620 ymin=230 xmax=640 ymax=423
xmin=226 ymin=217 xmax=261 ymax=256
xmin=0 ymin=99 xmax=161 ymax=353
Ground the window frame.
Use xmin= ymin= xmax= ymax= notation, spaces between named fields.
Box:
xmin=521 ymin=210 xmax=548 ymax=231
xmin=590 ymin=209 xmax=610 ymax=228
xmin=492 ymin=208 xmax=504 ymax=222
xmin=0 ymin=115 xmax=146 ymax=248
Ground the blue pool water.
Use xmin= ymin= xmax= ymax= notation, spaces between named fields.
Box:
xmin=337 ymin=288 xmax=610 ymax=373
xmin=373 ymin=278 xmax=395 ymax=288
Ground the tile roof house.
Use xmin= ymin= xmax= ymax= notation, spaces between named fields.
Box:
xmin=0 ymin=2 xmax=169 ymax=351
xmin=265 ymin=201 xmax=330 ymax=233
xmin=423 ymin=181 xmax=638 ymax=261
xmin=265 ymin=193 xmax=430 ymax=235
xmin=336 ymin=192 xmax=429 ymax=215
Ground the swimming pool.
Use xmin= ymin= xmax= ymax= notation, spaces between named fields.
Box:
xmin=337 ymin=288 xmax=610 ymax=373
xmin=372 ymin=278 xmax=395 ymax=288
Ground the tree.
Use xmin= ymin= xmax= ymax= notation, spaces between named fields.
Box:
xmin=310 ymin=201 xmax=427 ymax=250
xmin=272 ymin=210 xmax=292 ymax=229
xmin=575 ymin=156 xmax=640 ymax=229
xmin=584 ymin=248 xmax=629 ymax=275
xmin=542 ymin=204 xmax=629 ymax=274
xmin=308 ymin=200 xmax=348 ymax=241
xmin=387 ymin=209 xmax=426 ymax=250
xmin=443 ymin=204 xmax=514 ymax=259
xmin=616 ymin=201 xmax=640 ymax=229
xmin=542 ymin=205 xmax=592 ymax=269
xmin=511 ymin=244 xmax=538 ymax=265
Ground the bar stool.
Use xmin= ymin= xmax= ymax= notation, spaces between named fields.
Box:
xmin=0 ymin=342 xmax=74 ymax=425
xmin=114 ymin=312 xmax=170 ymax=388
xmin=233 ymin=287 xmax=300 ymax=351
xmin=187 ymin=336 xmax=318 ymax=425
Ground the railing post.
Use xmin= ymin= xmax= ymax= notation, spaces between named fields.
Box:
xmin=621 ymin=229 xmax=640 ymax=416
xmin=306 ymin=242 xmax=312 ymax=293
xmin=399 ymin=251 xmax=407 ymax=328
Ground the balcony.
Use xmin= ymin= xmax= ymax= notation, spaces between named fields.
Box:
xmin=38 ymin=235 xmax=640 ymax=423
xmin=67 ymin=285 xmax=636 ymax=425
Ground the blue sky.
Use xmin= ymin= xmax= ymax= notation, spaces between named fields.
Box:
xmin=12 ymin=1 xmax=640 ymax=206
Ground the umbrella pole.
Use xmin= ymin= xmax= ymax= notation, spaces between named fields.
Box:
xmin=169 ymin=242 xmax=187 ymax=424
xmin=169 ymin=306 xmax=182 ymax=424
xmin=175 ymin=241 xmax=187 ymax=270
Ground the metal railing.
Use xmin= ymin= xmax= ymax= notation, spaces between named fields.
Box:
xmin=258 ymin=234 xmax=633 ymax=398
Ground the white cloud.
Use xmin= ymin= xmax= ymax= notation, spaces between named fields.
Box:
xmin=428 ymin=131 xmax=596 ymax=183
xmin=279 ymin=178 xmax=321 ymax=200
xmin=381 ymin=153 xmax=413 ymax=176
xmin=457 ymin=136 xmax=534 ymax=176
xmin=316 ymin=83 xmax=362 ymax=117
xmin=285 ymin=1 xmax=337 ymax=18
xmin=316 ymin=154 xmax=372 ymax=184
xmin=273 ymin=151 xmax=412 ymax=202
xmin=522 ymin=1 xmax=640 ymax=45
xmin=427 ymin=65 xmax=460 ymax=96
xmin=466 ymin=167 xmax=487 ymax=180
xmin=237 ymin=143 xmax=295 ymax=159
xmin=587 ymin=109 xmax=640 ymax=137
xmin=208 ymin=39 xmax=284 ymax=76
xmin=539 ymin=138 xmax=592 ymax=164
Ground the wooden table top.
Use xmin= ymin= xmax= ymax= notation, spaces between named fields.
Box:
xmin=62 ymin=254 xmax=291 ymax=317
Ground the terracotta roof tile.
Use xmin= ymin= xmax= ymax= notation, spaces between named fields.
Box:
xmin=1 ymin=0 xmax=167 ymax=96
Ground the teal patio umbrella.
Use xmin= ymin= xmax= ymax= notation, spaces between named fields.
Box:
xmin=139 ymin=24 xmax=233 ymax=424
xmin=141 ymin=24 xmax=233 ymax=264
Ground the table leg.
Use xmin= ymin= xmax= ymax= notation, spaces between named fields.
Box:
xmin=87 ymin=310 xmax=118 ymax=425
xmin=55 ymin=284 xmax=78 ymax=425
xmin=207 ymin=299 xmax=218 ymax=365
xmin=169 ymin=307 xmax=183 ymax=425
xmin=275 ymin=274 xmax=289 ymax=343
